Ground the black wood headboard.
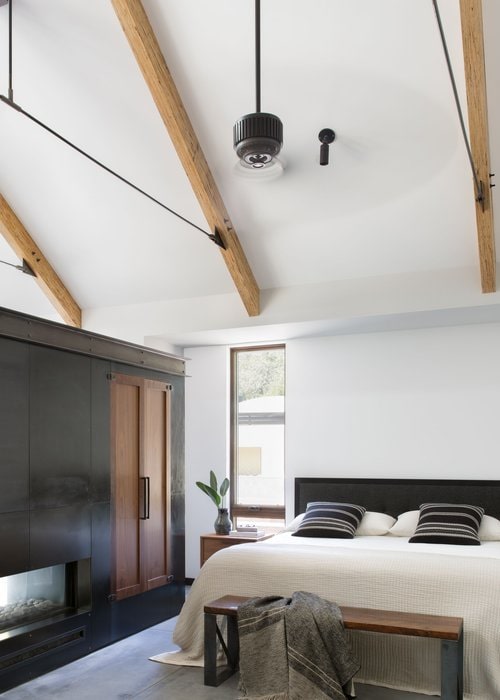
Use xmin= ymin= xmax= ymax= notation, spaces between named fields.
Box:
xmin=295 ymin=477 xmax=500 ymax=521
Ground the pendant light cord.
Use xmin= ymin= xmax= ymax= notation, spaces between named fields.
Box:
xmin=255 ymin=0 xmax=261 ymax=113
xmin=432 ymin=0 xmax=484 ymax=206
xmin=255 ymin=0 xmax=260 ymax=112
xmin=8 ymin=0 xmax=13 ymax=100
xmin=2 ymin=1 xmax=225 ymax=248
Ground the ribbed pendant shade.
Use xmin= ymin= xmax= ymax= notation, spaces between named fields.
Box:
xmin=233 ymin=112 xmax=283 ymax=168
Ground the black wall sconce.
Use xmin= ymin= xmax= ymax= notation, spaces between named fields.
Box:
xmin=318 ymin=128 xmax=336 ymax=166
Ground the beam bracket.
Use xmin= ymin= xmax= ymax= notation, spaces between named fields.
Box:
xmin=476 ymin=180 xmax=485 ymax=212
xmin=209 ymin=227 xmax=226 ymax=249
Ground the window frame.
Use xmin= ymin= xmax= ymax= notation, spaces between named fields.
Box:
xmin=229 ymin=344 xmax=285 ymax=521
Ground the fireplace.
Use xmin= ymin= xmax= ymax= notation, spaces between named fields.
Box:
xmin=0 ymin=560 xmax=91 ymax=642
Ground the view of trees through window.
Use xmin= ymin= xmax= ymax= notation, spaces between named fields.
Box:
xmin=231 ymin=345 xmax=285 ymax=524
xmin=236 ymin=349 xmax=285 ymax=402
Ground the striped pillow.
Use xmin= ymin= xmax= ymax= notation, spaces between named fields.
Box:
xmin=409 ymin=503 xmax=484 ymax=546
xmin=292 ymin=502 xmax=366 ymax=539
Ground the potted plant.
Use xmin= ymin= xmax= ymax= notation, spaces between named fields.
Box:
xmin=196 ymin=470 xmax=232 ymax=534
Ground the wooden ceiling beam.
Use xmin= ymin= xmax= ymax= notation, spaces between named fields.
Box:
xmin=110 ymin=0 xmax=260 ymax=316
xmin=460 ymin=0 xmax=496 ymax=293
xmin=0 ymin=193 xmax=82 ymax=327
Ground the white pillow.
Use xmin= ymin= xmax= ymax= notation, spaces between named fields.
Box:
xmin=283 ymin=510 xmax=396 ymax=535
xmin=356 ymin=511 xmax=396 ymax=536
xmin=389 ymin=510 xmax=500 ymax=541
xmin=388 ymin=510 xmax=419 ymax=537
xmin=479 ymin=515 xmax=500 ymax=541
xmin=282 ymin=513 xmax=305 ymax=532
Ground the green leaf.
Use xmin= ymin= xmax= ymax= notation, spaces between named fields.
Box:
xmin=209 ymin=470 xmax=218 ymax=493
xmin=219 ymin=478 xmax=229 ymax=498
xmin=196 ymin=481 xmax=221 ymax=507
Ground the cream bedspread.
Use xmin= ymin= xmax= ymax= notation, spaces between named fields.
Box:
xmin=153 ymin=534 xmax=500 ymax=699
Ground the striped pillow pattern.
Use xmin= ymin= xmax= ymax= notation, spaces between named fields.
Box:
xmin=409 ymin=503 xmax=484 ymax=546
xmin=292 ymin=502 xmax=366 ymax=539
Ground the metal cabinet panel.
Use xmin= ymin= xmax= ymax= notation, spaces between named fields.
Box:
xmin=0 ymin=338 xmax=29 ymax=514
xmin=29 ymin=346 xmax=91 ymax=509
xmin=0 ymin=511 xmax=29 ymax=577
xmin=30 ymin=505 xmax=91 ymax=570
xmin=90 ymin=359 xmax=111 ymax=503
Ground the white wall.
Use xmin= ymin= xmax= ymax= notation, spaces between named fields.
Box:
xmin=285 ymin=324 xmax=500 ymax=509
xmin=184 ymin=345 xmax=228 ymax=578
xmin=184 ymin=322 xmax=500 ymax=577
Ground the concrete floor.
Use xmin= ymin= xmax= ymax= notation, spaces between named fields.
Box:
xmin=2 ymin=616 xmax=431 ymax=699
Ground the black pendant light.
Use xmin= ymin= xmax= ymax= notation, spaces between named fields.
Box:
xmin=233 ymin=0 xmax=283 ymax=169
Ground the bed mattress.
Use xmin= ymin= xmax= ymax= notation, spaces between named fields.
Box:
xmin=153 ymin=534 xmax=500 ymax=699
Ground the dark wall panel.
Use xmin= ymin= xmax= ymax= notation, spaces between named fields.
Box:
xmin=30 ymin=505 xmax=91 ymax=570
xmin=170 ymin=493 xmax=185 ymax=582
xmin=0 ymin=338 xmax=29 ymax=513
xmin=90 ymin=501 xmax=112 ymax=649
xmin=110 ymin=583 xmax=185 ymax=643
xmin=0 ymin=325 xmax=184 ymax=690
xmin=0 ymin=511 xmax=29 ymax=577
xmin=170 ymin=376 xmax=185 ymax=582
xmin=90 ymin=359 xmax=111 ymax=503
xmin=30 ymin=347 xmax=91 ymax=509
xmin=170 ymin=375 xmax=185 ymax=499
xmin=0 ymin=614 xmax=91 ymax=693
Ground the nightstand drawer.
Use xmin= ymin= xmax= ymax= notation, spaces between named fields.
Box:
xmin=200 ymin=533 xmax=273 ymax=567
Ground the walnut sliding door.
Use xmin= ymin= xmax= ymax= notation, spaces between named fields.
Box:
xmin=110 ymin=373 xmax=171 ymax=601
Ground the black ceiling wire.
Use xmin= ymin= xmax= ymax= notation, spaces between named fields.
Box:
xmin=0 ymin=258 xmax=21 ymax=271
xmin=1 ymin=1 xmax=225 ymax=249
xmin=0 ymin=257 xmax=35 ymax=276
xmin=0 ymin=95 xmax=225 ymax=248
xmin=3 ymin=0 xmax=484 ymax=234
xmin=432 ymin=0 xmax=484 ymax=208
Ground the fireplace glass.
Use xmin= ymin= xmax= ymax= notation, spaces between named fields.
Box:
xmin=0 ymin=561 xmax=89 ymax=635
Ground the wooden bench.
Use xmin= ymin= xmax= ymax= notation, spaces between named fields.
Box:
xmin=204 ymin=595 xmax=463 ymax=699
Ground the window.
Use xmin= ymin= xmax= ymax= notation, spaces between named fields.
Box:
xmin=230 ymin=345 xmax=285 ymax=528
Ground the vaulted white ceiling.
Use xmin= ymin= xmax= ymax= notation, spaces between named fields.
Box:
xmin=0 ymin=0 xmax=498 ymax=350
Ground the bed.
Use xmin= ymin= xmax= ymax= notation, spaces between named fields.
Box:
xmin=155 ymin=478 xmax=500 ymax=699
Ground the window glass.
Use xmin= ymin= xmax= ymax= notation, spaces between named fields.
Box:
xmin=230 ymin=345 xmax=285 ymax=521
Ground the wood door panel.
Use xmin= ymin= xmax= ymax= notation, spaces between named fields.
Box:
xmin=111 ymin=379 xmax=142 ymax=599
xmin=144 ymin=382 xmax=170 ymax=589
xmin=111 ymin=374 xmax=171 ymax=599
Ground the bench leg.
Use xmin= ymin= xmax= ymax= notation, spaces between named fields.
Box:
xmin=204 ymin=612 xmax=239 ymax=687
xmin=440 ymin=631 xmax=463 ymax=700
xmin=227 ymin=614 xmax=239 ymax=668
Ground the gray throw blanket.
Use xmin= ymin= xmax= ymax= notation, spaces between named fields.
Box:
xmin=237 ymin=591 xmax=359 ymax=700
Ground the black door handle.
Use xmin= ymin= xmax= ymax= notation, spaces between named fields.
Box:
xmin=140 ymin=477 xmax=150 ymax=520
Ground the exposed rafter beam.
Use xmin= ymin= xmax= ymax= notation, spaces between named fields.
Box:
xmin=110 ymin=0 xmax=260 ymax=316
xmin=0 ymin=194 xmax=82 ymax=327
xmin=460 ymin=0 xmax=496 ymax=292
